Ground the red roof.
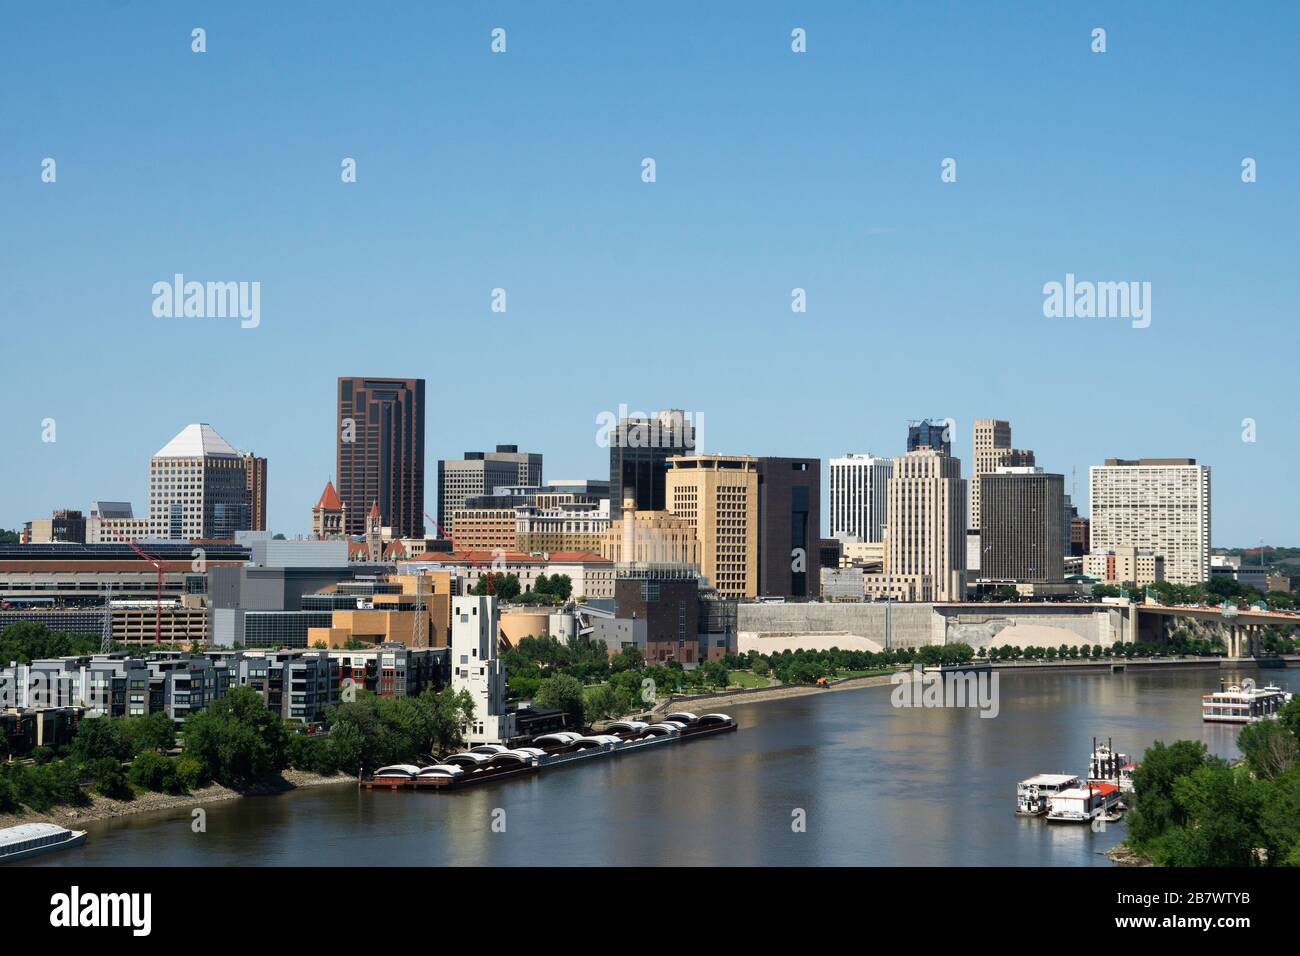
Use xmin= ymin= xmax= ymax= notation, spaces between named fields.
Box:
xmin=368 ymin=501 xmax=381 ymax=519
xmin=315 ymin=481 xmax=342 ymax=511
xmin=400 ymin=550 xmax=610 ymax=566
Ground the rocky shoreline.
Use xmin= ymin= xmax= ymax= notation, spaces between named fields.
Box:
xmin=0 ymin=769 xmax=357 ymax=830
xmin=1105 ymin=842 xmax=1154 ymax=866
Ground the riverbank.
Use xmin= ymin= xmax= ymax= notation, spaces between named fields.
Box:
xmin=656 ymin=670 xmax=904 ymax=712
xmin=0 ymin=769 xmax=356 ymax=829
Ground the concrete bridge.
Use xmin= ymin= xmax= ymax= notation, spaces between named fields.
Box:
xmin=736 ymin=600 xmax=1300 ymax=659
xmin=1134 ymin=603 xmax=1300 ymax=657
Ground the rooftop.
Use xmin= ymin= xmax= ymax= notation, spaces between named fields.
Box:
xmin=153 ymin=423 xmax=241 ymax=460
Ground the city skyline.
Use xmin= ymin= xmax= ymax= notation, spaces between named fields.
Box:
xmin=3 ymin=4 xmax=1296 ymax=546
xmin=0 ymin=395 xmax=1276 ymax=549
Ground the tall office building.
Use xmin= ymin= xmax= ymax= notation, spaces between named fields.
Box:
xmin=756 ymin=457 xmax=819 ymax=599
xmin=1089 ymin=458 xmax=1211 ymax=585
xmin=437 ymin=445 xmax=542 ymax=532
xmin=336 ymin=377 xmax=426 ymax=539
xmin=149 ymin=424 xmax=250 ymax=540
xmin=970 ymin=419 xmax=1035 ymax=531
xmin=665 ymin=454 xmax=758 ymax=599
xmin=609 ymin=410 xmax=696 ymax=521
xmin=242 ymin=453 xmax=268 ymax=532
xmin=978 ymin=467 xmax=1065 ymax=582
xmin=829 ymin=453 xmax=893 ymax=542
xmin=907 ymin=419 xmax=952 ymax=456
xmin=884 ymin=448 xmax=966 ymax=602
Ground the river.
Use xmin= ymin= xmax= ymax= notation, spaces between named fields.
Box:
xmin=19 ymin=665 xmax=1296 ymax=866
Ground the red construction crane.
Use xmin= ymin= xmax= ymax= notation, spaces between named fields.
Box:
xmin=423 ymin=511 xmax=496 ymax=594
xmin=98 ymin=526 xmax=165 ymax=644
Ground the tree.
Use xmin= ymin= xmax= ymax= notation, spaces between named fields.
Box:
xmin=124 ymin=711 xmax=176 ymax=755
xmin=129 ymin=751 xmax=178 ymax=793
xmin=584 ymin=684 xmax=621 ymax=723
xmin=182 ymin=686 xmax=289 ymax=785
xmin=1126 ymin=740 xmax=1214 ymax=845
xmin=88 ymin=757 xmax=132 ymax=799
xmin=536 ymin=674 xmax=585 ymax=729
xmin=1238 ymin=720 xmax=1299 ymax=780
xmin=71 ymin=717 xmax=133 ymax=765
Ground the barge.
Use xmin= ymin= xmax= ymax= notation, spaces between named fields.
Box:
xmin=0 ymin=823 xmax=87 ymax=864
xmin=363 ymin=711 xmax=736 ymax=792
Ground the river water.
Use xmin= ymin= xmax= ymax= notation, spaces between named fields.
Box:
xmin=20 ymin=665 xmax=1296 ymax=866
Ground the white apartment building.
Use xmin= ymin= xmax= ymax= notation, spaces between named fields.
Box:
xmin=148 ymin=424 xmax=250 ymax=540
xmin=829 ymin=453 xmax=893 ymax=542
xmin=1089 ymin=458 xmax=1210 ymax=586
xmin=451 ymin=595 xmax=515 ymax=745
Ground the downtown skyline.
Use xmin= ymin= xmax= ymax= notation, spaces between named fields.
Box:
xmin=2 ymin=3 xmax=1296 ymax=545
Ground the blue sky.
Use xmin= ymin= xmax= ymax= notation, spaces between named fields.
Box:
xmin=1 ymin=2 xmax=1296 ymax=544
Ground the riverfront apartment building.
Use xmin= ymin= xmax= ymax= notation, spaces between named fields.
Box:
xmin=148 ymin=424 xmax=251 ymax=540
xmin=970 ymin=419 xmax=1035 ymax=531
xmin=665 ymin=455 xmax=759 ymax=599
xmin=437 ymin=446 xmax=541 ymax=532
xmin=877 ymin=448 xmax=966 ymax=602
xmin=756 ymin=457 xmax=820 ymax=599
xmin=1089 ymin=458 xmax=1211 ymax=585
xmin=242 ymin=453 xmax=268 ymax=532
xmin=829 ymin=453 xmax=892 ymax=543
xmin=336 ymin=377 xmax=426 ymax=538
xmin=608 ymin=410 xmax=697 ymax=521
xmin=978 ymin=467 xmax=1065 ymax=583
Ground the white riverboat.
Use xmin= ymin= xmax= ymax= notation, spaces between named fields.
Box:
xmin=1046 ymin=781 xmax=1121 ymax=824
xmin=1202 ymin=683 xmax=1293 ymax=724
xmin=1016 ymin=774 xmax=1082 ymax=816
xmin=0 ymin=823 xmax=87 ymax=864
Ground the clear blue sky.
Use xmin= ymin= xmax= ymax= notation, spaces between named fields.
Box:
xmin=2 ymin=2 xmax=1296 ymax=544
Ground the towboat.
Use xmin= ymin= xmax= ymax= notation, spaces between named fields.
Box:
xmin=0 ymin=823 xmax=87 ymax=864
xmin=1016 ymin=774 xmax=1082 ymax=816
xmin=1203 ymin=683 xmax=1293 ymax=723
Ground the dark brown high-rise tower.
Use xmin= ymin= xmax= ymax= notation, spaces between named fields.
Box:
xmin=336 ymin=377 xmax=425 ymax=538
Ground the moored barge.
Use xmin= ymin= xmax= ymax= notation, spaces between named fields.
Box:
xmin=362 ymin=711 xmax=737 ymax=791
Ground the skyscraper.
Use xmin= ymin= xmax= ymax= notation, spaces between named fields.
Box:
xmin=242 ymin=453 xmax=268 ymax=532
xmin=979 ymin=466 xmax=1065 ymax=582
xmin=1089 ymin=458 xmax=1211 ymax=585
xmin=665 ymin=454 xmax=758 ymax=599
xmin=149 ymin=424 xmax=250 ymax=540
xmin=829 ymin=453 xmax=893 ymax=542
xmin=883 ymin=448 xmax=966 ymax=602
xmin=756 ymin=457 xmax=820 ymax=599
xmin=336 ymin=377 xmax=425 ymax=539
xmin=970 ymin=419 xmax=1035 ymax=531
xmin=437 ymin=444 xmax=542 ymax=532
xmin=907 ymin=419 xmax=952 ymax=456
xmin=609 ymin=410 xmax=696 ymax=521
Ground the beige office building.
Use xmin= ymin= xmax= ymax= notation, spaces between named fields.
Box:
xmin=665 ymin=455 xmax=758 ymax=599
xmin=879 ymin=448 xmax=966 ymax=602
xmin=601 ymin=499 xmax=700 ymax=568
xmin=1084 ymin=547 xmax=1165 ymax=587
xmin=515 ymin=499 xmax=610 ymax=554
xmin=971 ymin=418 xmax=1035 ymax=531
xmin=1089 ymin=458 xmax=1210 ymax=585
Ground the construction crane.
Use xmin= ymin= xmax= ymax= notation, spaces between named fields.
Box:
xmin=98 ymin=525 xmax=166 ymax=644
xmin=423 ymin=511 xmax=496 ymax=595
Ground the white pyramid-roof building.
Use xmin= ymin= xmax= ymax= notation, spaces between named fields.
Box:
xmin=153 ymin=423 xmax=241 ymax=459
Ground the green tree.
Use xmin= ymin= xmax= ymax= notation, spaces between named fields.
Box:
xmin=535 ymin=673 xmax=586 ymax=729
xmin=1126 ymin=739 xmax=1214 ymax=845
xmin=129 ymin=751 xmax=178 ymax=792
xmin=1238 ymin=720 xmax=1298 ymax=780
xmin=182 ymin=686 xmax=289 ymax=785
xmin=88 ymin=757 xmax=132 ymax=799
